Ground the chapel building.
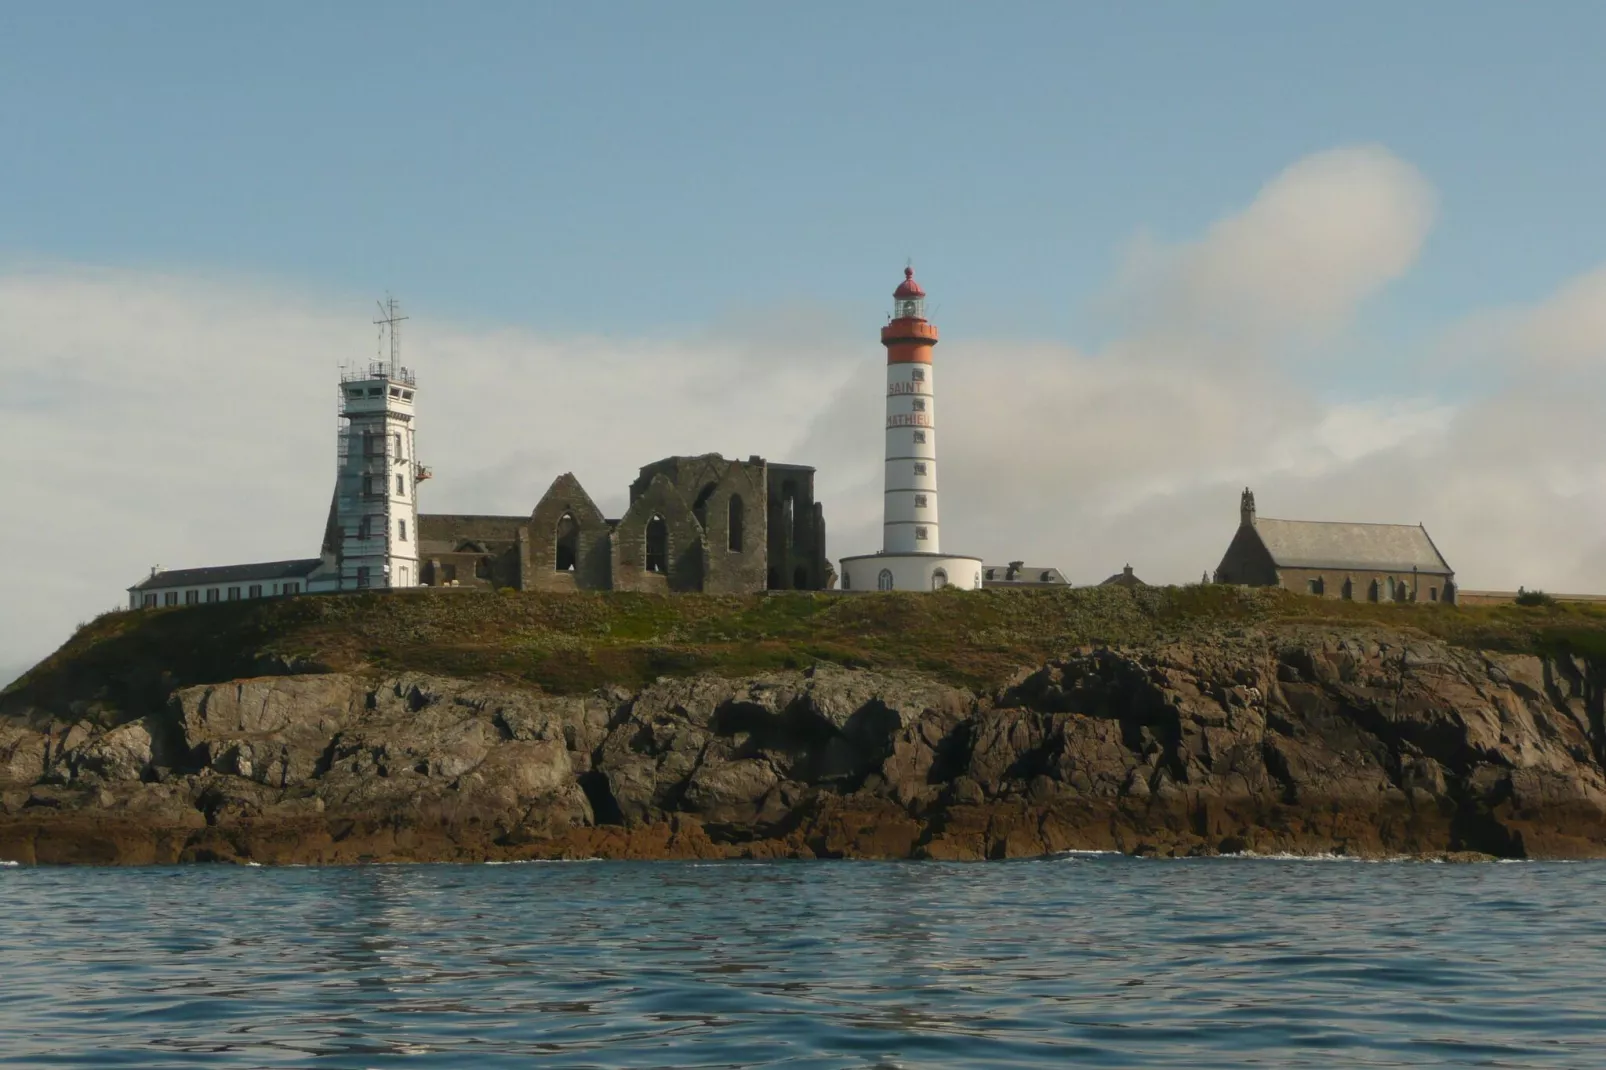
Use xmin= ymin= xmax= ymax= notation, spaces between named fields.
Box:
xmin=1214 ymin=489 xmax=1456 ymax=604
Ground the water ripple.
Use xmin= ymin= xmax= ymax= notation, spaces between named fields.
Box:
xmin=0 ymin=858 xmax=1603 ymax=1067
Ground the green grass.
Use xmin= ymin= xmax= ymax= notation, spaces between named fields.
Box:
xmin=7 ymin=585 xmax=1606 ymax=723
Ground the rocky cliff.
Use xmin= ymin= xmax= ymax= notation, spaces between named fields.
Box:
xmin=3 ymin=625 xmax=1604 ymax=863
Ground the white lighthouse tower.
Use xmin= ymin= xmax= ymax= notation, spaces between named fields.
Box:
xmin=840 ymin=268 xmax=983 ymax=592
xmin=330 ymin=297 xmax=424 ymax=591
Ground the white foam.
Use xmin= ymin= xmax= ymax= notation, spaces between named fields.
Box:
xmin=0 ymin=860 xmax=18 ymax=867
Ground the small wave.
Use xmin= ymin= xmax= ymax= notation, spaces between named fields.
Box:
xmin=1051 ymin=849 xmax=1124 ymax=858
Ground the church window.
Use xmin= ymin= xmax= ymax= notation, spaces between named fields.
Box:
xmin=913 ymin=431 xmax=926 ymax=444
xmin=164 ymin=592 xmax=178 ymax=606
xmin=728 ymin=495 xmax=744 ymax=552
xmin=1368 ymin=579 xmax=1380 ymax=603
xmin=227 ymin=587 xmax=240 ymax=601
xmin=781 ymin=481 xmax=797 ymax=550
xmin=912 ymin=399 xmax=926 ymax=412
xmin=645 ymin=515 xmax=669 ymax=574
xmin=555 ymin=513 xmax=579 ymax=571
xmin=931 ymin=569 xmax=948 ymax=591
xmin=1386 ymin=576 xmax=1397 ymax=601
xmin=913 ymin=462 xmax=927 ymax=476
xmin=877 ymin=569 xmax=894 ymax=591
xmin=357 ymin=566 xmax=371 ymax=588
xmin=398 ymin=519 xmax=408 ymax=542
xmin=1341 ymin=578 xmax=1353 ymax=601
xmin=693 ymin=483 xmax=717 ymax=529
xmin=914 ymin=494 xmax=928 ymax=508
xmin=911 ymin=368 xmax=925 ymax=382
xmin=915 ymin=526 xmax=929 ymax=541
xmin=248 ymin=585 xmax=261 ymax=598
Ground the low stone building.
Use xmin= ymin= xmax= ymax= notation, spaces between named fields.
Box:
xmin=1214 ymin=489 xmax=1456 ymax=603
xmin=417 ymin=453 xmax=829 ymax=593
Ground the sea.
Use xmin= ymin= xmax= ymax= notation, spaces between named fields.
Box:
xmin=0 ymin=856 xmax=1602 ymax=1068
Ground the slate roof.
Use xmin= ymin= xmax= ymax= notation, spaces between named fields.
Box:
xmin=982 ymin=564 xmax=1068 ymax=585
xmin=1100 ymin=565 xmax=1146 ymax=588
xmin=1253 ymin=518 xmax=1451 ymax=574
xmin=130 ymin=558 xmax=323 ymax=591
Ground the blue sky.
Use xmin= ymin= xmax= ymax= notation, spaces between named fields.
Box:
xmin=5 ymin=4 xmax=1606 ymax=683
xmin=4 ymin=3 xmax=1604 ymax=353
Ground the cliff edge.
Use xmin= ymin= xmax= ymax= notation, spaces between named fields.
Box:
xmin=4 ymin=587 xmax=1606 ymax=862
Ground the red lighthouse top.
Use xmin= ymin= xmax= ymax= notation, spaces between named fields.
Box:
xmin=893 ymin=266 xmax=925 ymax=299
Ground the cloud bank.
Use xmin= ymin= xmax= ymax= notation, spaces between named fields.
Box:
xmin=3 ymin=144 xmax=1603 ymax=683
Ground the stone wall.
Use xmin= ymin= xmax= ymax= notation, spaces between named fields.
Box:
xmin=611 ymin=474 xmax=704 ymax=593
xmin=418 ymin=514 xmax=526 ymax=589
xmin=526 ymin=474 xmax=612 ymax=592
xmin=1277 ymin=566 xmax=1456 ymax=604
xmin=766 ymin=464 xmax=827 ymax=590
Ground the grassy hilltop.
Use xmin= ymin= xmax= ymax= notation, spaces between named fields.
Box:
xmin=8 ymin=585 xmax=1606 ymax=720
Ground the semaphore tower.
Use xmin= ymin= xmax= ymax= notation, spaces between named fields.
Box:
xmin=839 ymin=267 xmax=982 ymax=592
xmin=331 ymin=297 xmax=426 ymax=590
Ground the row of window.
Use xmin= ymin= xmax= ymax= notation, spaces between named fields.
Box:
xmin=1305 ymin=576 xmax=1443 ymax=602
xmin=139 ymin=582 xmax=300 ymax=608
xmin=552 ymin=497 xmax=752 ymax=575
xmin=345 ymin=386 xmax=414 ymax=401
xmin=352 ymin=517 xmax=408 ymax=541
xmin=360 ymin=474 xmax=409 ymax=497
xmin=359 ymin=432 xmax=407 ymax=460
xmin=846 ymin=566 xmax=956 ymax=592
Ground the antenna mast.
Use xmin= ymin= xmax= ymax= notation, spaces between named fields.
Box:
xmin=373 ymin=295 xmax=409 ymax=376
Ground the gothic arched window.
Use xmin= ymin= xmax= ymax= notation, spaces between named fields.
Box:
xmin=932 ymin=569 xmax=948 ymax=591
xmin=645 ymin=515 xmax=669 ymax=574
xmin=555 ymin=513 xmax=579 ymax=572
xmin=877 ymin=569 xmax=894 ymax=591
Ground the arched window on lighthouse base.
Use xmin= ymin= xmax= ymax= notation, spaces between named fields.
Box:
xmin=877 ymin=569 xmax=894 ymax=591
xmin=931 ymin=569 xmax=948 ymax=591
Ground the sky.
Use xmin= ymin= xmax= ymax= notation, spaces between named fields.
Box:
xmin=3 ymin=3 xmax=1606 ymax=685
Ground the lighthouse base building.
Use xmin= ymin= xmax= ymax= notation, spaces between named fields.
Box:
xmin=840 ymin=551 xmax=983 ymax=593
xmin=839 ymin=268 xmax=982 ymax=593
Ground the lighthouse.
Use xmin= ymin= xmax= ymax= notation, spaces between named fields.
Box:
xmin=839 ymin=268 xmax=983 ymax=592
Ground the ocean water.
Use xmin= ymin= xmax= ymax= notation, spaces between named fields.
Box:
xmin=1 ymin=857 xmax=1602 ymax=1068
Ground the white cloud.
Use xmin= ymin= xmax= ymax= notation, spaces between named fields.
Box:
xmin=2 ymin=144 xmax=1603 ymax=679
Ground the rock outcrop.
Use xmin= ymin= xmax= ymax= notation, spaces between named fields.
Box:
xmin=2 ymin=627 xmax=1603 ymax=863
